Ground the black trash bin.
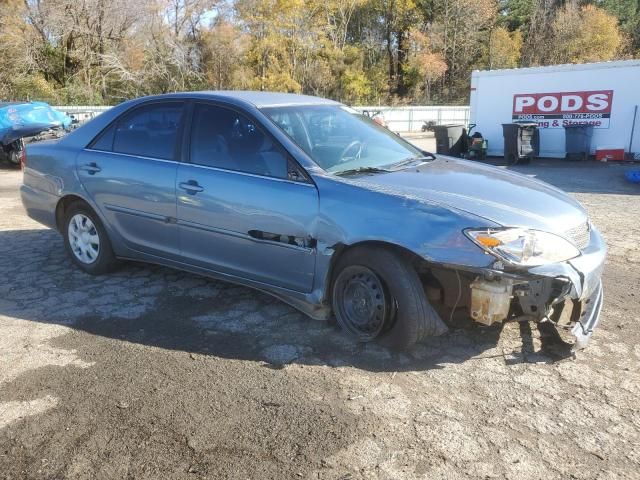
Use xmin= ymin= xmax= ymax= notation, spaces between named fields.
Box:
xmin=433 ymin=124 xmax=466 ymax=157
xmin=564 ymin=124 xmax=594 ymax=161
xmin=502 ymin=122 xmax=539 ymax=165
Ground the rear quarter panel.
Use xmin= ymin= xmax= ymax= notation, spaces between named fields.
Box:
xmin=24 ymin=141 xmax=79 ymax=196
xmin=21 ymin=100 xmax=137 ymax=231
xmin=21 ymin=141 xmax=84 ymax=229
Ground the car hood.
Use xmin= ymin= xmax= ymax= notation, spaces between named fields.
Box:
xmin=350 ymin=157 xmax=588 ymax=234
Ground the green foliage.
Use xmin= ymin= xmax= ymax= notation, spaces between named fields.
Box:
xmin=553 ymin=4 xmax=622 ymax=64
xmin=499 ymin=0 xmax=534 ymax=30
xmin=487 ymin=27 xmax=523 ymax=69
xmin=341 ymin=69 xmax=372 ymax=104
xmin=596 ymin=0 xmax=640 ymax=52
xmin=0 ymin=0 xmax=631 ymax=106
xmin=11 ymin=76 xmax=60 ymax=104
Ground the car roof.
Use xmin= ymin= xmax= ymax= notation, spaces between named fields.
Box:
xmin=143 ymin=91 xmax=342 ymax=109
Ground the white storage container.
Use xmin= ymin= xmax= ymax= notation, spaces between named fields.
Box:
xmin=470 ymin=60 xmax=640 ymax=158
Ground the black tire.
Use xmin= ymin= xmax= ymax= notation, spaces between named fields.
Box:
xmin=5 ymin=140 xmax=24 ymax=167
xmin=63 ymin=202 xmax=119 ymax=275
xmin=505 ymin=153 xmax=518 ymax=166
xmin=331 ymin=246 xmax=446 ymax=350
xmin=7 ymin=149 xmax=21 ymax=167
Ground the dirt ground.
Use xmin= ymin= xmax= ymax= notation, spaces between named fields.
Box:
xmin=1 ymin=148 xmax=639 ymax=479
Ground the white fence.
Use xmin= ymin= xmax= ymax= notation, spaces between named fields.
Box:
xmin=53 ymin=105 xmax=112 ymax=123
xmin=54 ymin=105 xmax=113 ymax=114
xmin=353 ymin=106 xmax=470 ymax=132
xmin=54 ymin=104 xmax=471 ymax=133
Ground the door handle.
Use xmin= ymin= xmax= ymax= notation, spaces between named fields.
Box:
xmin=179 ymin=180 xmax=204 ymax=194
xmin=80 ymin=162 xmax=101 ymax=174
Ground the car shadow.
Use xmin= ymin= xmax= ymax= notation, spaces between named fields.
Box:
xmin=480 ymin=157 xmax=639 ymax=195
xmin=0 ymin=228 xmax=574 ymax=372
xmin=0 ymin=162 xmax=20 ymax=171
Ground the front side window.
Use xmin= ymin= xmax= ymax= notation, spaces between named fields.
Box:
xmin=262 ymin=105 xmax=426 ymax=174
xmin=189 ymin=103 xmax=289 ymax=179
xmin=109 ymin=103 xmax=184 ymax=160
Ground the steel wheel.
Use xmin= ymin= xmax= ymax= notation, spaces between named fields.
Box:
xmin=67 ymin=213 xmax=100 ymax=264
xmin=334 ymin=265 xmax=394 ymax=341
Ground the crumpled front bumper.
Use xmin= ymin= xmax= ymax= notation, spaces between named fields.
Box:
xmin=526 ymin=225 xmax=607 ymax=348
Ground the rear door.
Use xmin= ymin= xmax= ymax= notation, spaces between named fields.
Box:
xmin=176 ymin=102 xmax=318 ymax=292
xmin=77 ymin=101 xmax=185 ymax=259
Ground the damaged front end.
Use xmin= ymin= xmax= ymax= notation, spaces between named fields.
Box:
xmin=423 ymin=224 xmax=606 ymax=350
xmin=0 ymin=101 xmax=71 ymax=166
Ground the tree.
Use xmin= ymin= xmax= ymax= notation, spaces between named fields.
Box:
xmin=521 ymin=0 xmax=562 ymax=66
xmin=0 ymin=0 xmax=32 ymax=99
xmin=595 ymin=0 xmax=640 ymax=54
xmin=0 ymin=0 xmax=633 ymax=106
xmin=499 ymin=0 xmax=534 ymax=31
xmin=373 ymin=0 xmax=420 ymax=97
xmin=488 ymin=26 xmax=522 ymax=69
xmin=552 ymin=4 xmax=622 ymax=64
xmin=427 ymin=0 xmax=496 ymax=102
xmin=235 ymin=0 xmax=310 ymax=92
xmin=405 ymin=29 xmax=447 ymax=102
xmin=200 ymin=22 xmax=248 ymax=90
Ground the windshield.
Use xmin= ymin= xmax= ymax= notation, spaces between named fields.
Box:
xmin=261 ymin=105 xmax=427 ymax=174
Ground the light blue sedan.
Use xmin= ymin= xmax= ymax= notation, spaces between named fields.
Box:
xmin=20 ymin=92 xmax=606 ymax=349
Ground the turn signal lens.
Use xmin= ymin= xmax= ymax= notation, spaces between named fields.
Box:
xmin=475 ymin=235 xmax=501 ymax=247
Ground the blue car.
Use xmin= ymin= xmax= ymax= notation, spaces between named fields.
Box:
xmin=1 ymin=101 xmax=72 ymax=166
xmin=20 ymin=92 xmax=606 ymax=350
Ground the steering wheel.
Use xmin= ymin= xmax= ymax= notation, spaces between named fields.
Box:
xmin=338 ymin=140 xmax=364 ymax=163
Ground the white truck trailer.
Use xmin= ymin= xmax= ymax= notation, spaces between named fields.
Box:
xmin=470 ymin=60 xmax=640 ymax=158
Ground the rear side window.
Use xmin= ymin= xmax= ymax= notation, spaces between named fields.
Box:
xmin=91 ymin=102 xmax=184 ymax=160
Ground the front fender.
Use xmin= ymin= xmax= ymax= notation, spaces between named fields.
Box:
xmin=309 ymin=175 xmax=499 ymax=303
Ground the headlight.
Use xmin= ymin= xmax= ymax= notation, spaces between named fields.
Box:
xmin=465 ymin=228 xmax=580 ymax=266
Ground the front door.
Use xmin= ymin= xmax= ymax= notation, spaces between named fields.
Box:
xmin=77 ymin=101 xmax=185 ymax=259
xmin=176 ymin=102 xmax=318 ymax=292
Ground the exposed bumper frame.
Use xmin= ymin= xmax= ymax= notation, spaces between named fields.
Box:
xmin=462 ymin=226 xmax=607 ymax=348
xmin=570 ymin=280 xmax=604 ymax=350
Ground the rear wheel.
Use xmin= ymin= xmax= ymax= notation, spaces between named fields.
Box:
xmin=63 ymin=202 xmax=118 ymax=274
xmin=331 ymin=246 xmax=446 ymax=349
xmin=4 ymin=140 xmax=23 ymax=167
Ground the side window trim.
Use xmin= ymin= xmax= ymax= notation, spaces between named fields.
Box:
xmin=185 ymin=100 xmax=313 ymax=184
xmin=86 ymin=100 xmax=187 ymax=162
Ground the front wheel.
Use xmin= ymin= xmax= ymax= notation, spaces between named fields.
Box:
xmin=331 ymin=246 xmax=447 ymax=349
xmin=505 ymin=152 xmax=518 ymax=166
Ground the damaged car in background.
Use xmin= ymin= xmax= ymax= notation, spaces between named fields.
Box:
xmin=0 ymin=101 xmax=71 ymax=167
xmin=20 ymin=92 xmax=606 ymax=350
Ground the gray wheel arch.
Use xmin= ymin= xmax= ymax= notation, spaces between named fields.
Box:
xmin=322 ymin=240 xmax=428 ymax=304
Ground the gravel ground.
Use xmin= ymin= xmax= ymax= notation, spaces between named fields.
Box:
xmin=1 ymin=152 xmax=639 ymax=479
